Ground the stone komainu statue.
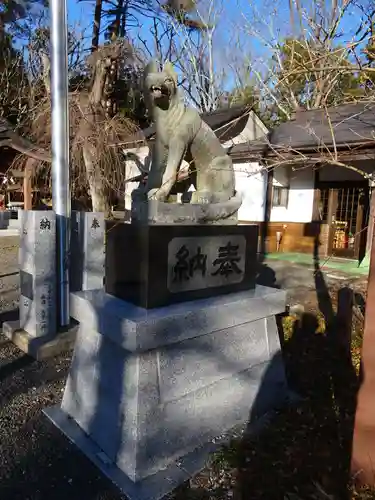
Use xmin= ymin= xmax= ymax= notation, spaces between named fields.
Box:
xmin=142 ymin=60 xmax=242 ymax=209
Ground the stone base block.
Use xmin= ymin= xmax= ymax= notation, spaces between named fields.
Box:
xmin=46 ymin=286 xmax=287 ymax=499
xmin=44 ymin=402 xmax=280 ymax=500
xmin=2 ymin=320 xmax=78 ymax=360
xmin=44 ymin=405 xmax=196 ymax=500
xmin=105 ymin=223 xmax=258 ymax=309
xmin=131 ymin=193 xmax=242 ymax=225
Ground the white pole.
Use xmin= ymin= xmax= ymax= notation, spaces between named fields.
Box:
xmin=50 ymin=0 xmax=70 ymax=327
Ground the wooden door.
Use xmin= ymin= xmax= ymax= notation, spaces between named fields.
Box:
xmin=329 ymin=187 xmax=367 ymax=259
xmin=318 ymin=185 xmax=368 ymax=260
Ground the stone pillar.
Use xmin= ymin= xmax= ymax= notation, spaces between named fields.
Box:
xmin=70 ymin=211 xmax=105 ymax=292
xmin=3 ymin=210 xmax=79 ymax=359
xmin=19 ymin=210 xmax=57 ymax=337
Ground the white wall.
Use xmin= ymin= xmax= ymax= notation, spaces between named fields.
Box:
xmin=234 ymin=162 xmax=266 ymax=222
xmin=123 ymin=145 xmax=149 ymax=211
xmin=123 ymin=145 xmax=191 ymax=210
xmin=271 ymin=166 xmax=315 ymax=223
xmin=268 ymin=160 xmax=375 ymax=223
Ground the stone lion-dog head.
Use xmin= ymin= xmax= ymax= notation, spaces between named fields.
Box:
xmin=143 ymin=60 xmax=179 ymax=111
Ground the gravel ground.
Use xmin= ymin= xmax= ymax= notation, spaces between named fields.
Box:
xmin=0 ymin=236 xmax=125 ymax=500
xmin=0 ymin=237 xmax=369 ymax=500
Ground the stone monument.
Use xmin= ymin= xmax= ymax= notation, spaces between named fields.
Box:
xmin=45 ymin=61 xmax=288 ymax=500
xmin=70 ymin=211 xmax=105 ymax=292
xmin=2 ymin=210 xmax=75 ymax=359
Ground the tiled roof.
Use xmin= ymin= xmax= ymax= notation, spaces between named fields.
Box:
xmin=230 ymin=101 xmax=375 ymax=160
xmin=271 ymin=101 xmax=375 ymax=150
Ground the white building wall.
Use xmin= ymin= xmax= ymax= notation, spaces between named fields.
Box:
xmin=271 ymin=166 xmax=315 ymax=223
xmin=270 ymin=160 xmax=375 ymax=224
xmin=122 ymin=145 xmax=149 ymax=211
xmin=234 ymin=162 xmax=266 ymax=222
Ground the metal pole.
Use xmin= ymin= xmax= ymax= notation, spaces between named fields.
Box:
xmin=50 ymin=0 xmax=71 ymax=327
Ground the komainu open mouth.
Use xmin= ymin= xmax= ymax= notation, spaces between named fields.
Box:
xmin=150 ymin=85 xmax=167 ymax=98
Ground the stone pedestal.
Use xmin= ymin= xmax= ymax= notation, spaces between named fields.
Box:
xmin=131 ymin=195 xmax=242 ymax=226
xmin=105 ymin=222 xmax=258 ymax=308
xmin=45 ymin=285 xmax=288 ymax=500
xmin=2 ymin=210 xmax=77 ymax=359
xmin=70 ymin=211 xmax=105 ymax=292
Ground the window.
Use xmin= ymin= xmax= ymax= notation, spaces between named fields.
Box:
xmin=272 ymin=186 xmax=289 ymax=208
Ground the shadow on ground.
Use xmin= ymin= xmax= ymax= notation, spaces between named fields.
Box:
xmin=173 ymin=235 xmax=364 ymax=500
xmin=0 ymin=232 xmax=367 ymax=500
xmin=0 ymin=307 xmax=125 ymax=500
xmin=237 ymin=236 xmax=360 ymax=499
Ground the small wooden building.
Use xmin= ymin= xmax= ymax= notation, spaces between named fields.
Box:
xmin=230 ymin=101 xmax=375 ymax=261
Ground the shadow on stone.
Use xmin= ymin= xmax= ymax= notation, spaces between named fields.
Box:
xmin=0 ymin=271 xmax=19 ymax=280
xmin=0 ymin=285 xmax=288 ymax=500
xmin=2 ymin=219 xmax=364 ymax=499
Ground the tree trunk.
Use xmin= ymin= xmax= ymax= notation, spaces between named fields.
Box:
xmin=359 ymin=181 xmax=375 ymax=267
xmin=80 ymin=44 xmax=123 ymax=214
xmin=120 ymin=2 xmax=129 ymax=38
xmin=114 ymin=0 xmax=124 ymax=38
xmin=92 ymin=0 xmax=103 ymax=52
xmin=82 ymin=143 xmax=110 ymax=215
xmin=23 ymin=158 xmax=34 ymax=210
xmin=351 ymin=213 xmax=375 ymax=485
xmin=40 ymin=51 xmax=51 ymax=95
xmin=366 ymin=184 xmax=375 ymax=255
